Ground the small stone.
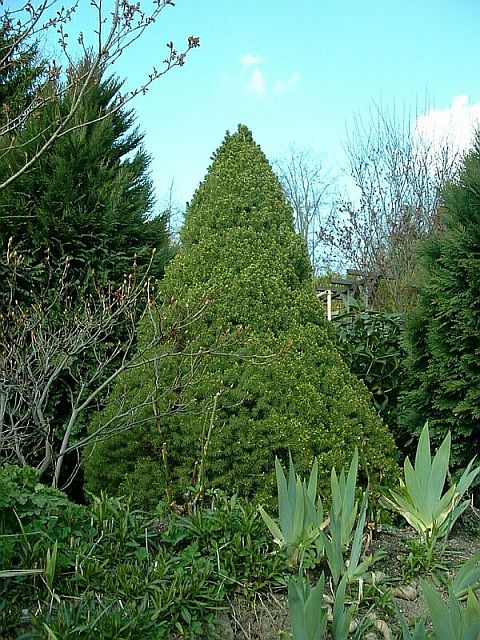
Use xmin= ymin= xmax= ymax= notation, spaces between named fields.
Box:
xmin=390 ymin=584 xmax=418 ymax=600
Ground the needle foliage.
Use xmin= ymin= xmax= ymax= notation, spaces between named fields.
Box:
xmin=399 ymin=132 xmax=480 ymax=477
xmin=84 ymin=125 xmax=398 ymax=505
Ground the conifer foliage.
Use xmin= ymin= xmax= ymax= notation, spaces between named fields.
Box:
xmin=0 ymin=23 xmax=44 ymax=132
xmin=0 ymin=61 xmax=169 ymax=290
xmin=85 ymin=125 xmax=398 ymax=505
xmin=400 ymin=134 xmax=480 ymax=473
xmin=0 ymin=60 xmax=171 ymax=490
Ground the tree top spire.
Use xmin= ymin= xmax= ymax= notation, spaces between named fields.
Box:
xmin=181 ymin=124 xmax=295 ymax=245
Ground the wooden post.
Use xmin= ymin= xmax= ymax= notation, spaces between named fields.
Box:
xmin=327 ymin=289 xmax=332 ymax=321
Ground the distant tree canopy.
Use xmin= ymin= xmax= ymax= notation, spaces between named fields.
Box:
xmin=84 ymin=125 xmax=398 ymax=507
xmin=400 ymin=131 xmax=480 ymax=475
xmin=321 ymin=102 xmax=458 ymax=312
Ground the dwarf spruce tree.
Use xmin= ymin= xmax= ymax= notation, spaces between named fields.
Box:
xmin=400 ymin=134 xmax=480 ymax=474
xmin=84 ymin=126 xmax=398 ymax=505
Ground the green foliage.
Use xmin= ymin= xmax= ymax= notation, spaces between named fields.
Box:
xmin=260 ymin=450 xmax=381 ymax=587
xmin=333 ymin=303 xmax=406 ymax=429
xmin=0 ymin=467 xmax=283 ymax=638
xmin=0 ymin=23 xmax=45 ymax=130
xmin=422 ymin=583 xmax=480 ymax=640
xmin=85 ymin=124 xmax=398 ymax=505
xmin=398 ymin=576 xmax=480 ymax=640
xmin=166 ymin=490 xmax=285 ymax=596
xmin=0 ymin=59 xmax=172 ymax=489
xmin=288 ymin=573 xmax=328 ymax=640
xmin=381 ymin=423 xmax=480 ymax=571
xmin=259 ymin=454 xmax=324 ymax=568
xmin=0 ymin=465 xmax=84 ymax=569
xmin=0 ymin=60 xmax=170 ymax=290
xmin=319 ymin=453 xmax=380 ymax=588
xmin=400 ymin=133 xmax=480 ymax=476
xmin=262 ymin=452 xmax=377 ymax=640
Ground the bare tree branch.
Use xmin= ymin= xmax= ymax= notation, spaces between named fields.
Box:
xmin=0 ymin=1 xmax=200 ymax=190
xmin=0 ymin=245 xmax=275 ymax=488
xmin=319 ymin=101 xmax=460 ymax=310
xmin=275 ymin=146 xmax=336 ymax=275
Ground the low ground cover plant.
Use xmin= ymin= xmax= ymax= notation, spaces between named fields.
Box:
xmin=0 ymin=466 xmax=284 ymax=639
xmin=2 ymin=425 xmax=479 ymax=639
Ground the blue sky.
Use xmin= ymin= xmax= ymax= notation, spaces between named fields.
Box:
xmin=50 ymin=1 xmax=480 ymax=208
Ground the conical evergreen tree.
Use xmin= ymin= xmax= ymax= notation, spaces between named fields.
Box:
xmin=399 ymin=133 xmax=480 ymax=473
xmin=0 ymin=59 xmax=170 ymax=290
xmin=84 ymin=125 xmax=398 ymax=505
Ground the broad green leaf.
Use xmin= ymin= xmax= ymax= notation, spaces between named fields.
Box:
xmin=258 ymin=505 xmax=284 ymax=545
xmin=464 ymin=589 xmax=480 ymax=638
xmin=288 ymin=451 xmax=297 ymax=515
xmin=347 ymin=489 xmax=368 ymax=574
xmin=292 ymin=476 xmax=305 ymax=542
xmin=421 ymin=580 xmax=455 ymax=640
xmin=442 ymin=500 xmax=469 ymax=536
xmin=305 ymin=573 xmax=327 ymax=640
xmin=275 ymin=457 xmax=292 ymax=540
xmin=320 ymin=531 xmax=345 ymax=587
xmin=307 ymin=457 xmax=319 ymax=503
xmin=0 ymin=568 xmax=43 ymax=578
xmin=288 ymin=574 xmax=327 ymax=640
xmin=456 ymin=457 xmax=480 ymax=497
xmin=428 ymin=431 xmax=451 ymax=503
xmin=331 ymin=575 xmax=352 ymax=640
xmin=452 ymin=553 xmax=480 ymax=597
xmin=414 ymin=423 xmax=432 ymax=489
xmin=288 ymin=577 xmax=308 ymax=640
xmin=382 ymin=490 xmax=427 ymax=532
xmin=404 ymin=457 xmax=429 ymax=522
xmin=331 ymin=467 xmax=341 ymax=515
xmin=344 ymin=448 xmax=359 ymax=521
xmin=435 ymin=485 xmax=456 ymax=520
xmin=447 ymin=588 xmax=462 ymax=635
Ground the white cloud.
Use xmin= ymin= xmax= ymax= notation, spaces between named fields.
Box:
xmin=273 ymin=71 xmax=300 ymax=95
xmin=415 ymin=95 xmax=480 ymax=156
xmin=239 ymin=53 xmax=262 ymax=66
xmin=231 ymin=54 xmax=298 ymax=100
xmin=248 ymin=68 xmax=266 ymax=97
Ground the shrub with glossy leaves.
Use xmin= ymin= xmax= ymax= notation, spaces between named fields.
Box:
xmin=332 ymin=303 xmax=406 ymax=430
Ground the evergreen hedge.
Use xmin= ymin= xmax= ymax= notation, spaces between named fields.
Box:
xmin=400 ymin=134 xmax=480 ymax=474
xmin=84 ymin=125 xmax=398 ymax=505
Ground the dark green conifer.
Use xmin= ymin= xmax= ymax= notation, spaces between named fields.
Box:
xmin=85 ymin=126 xmax=398 ymax=505
xmin=0 ymin=59 xmax=171 ymax=489
xmin=0 ymin=59 xmax=170 ymax=288
xmin=0 ymin=23 xmax=44 ymax=132
xmin=400 ymin=133 xmax=480 ymax=473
